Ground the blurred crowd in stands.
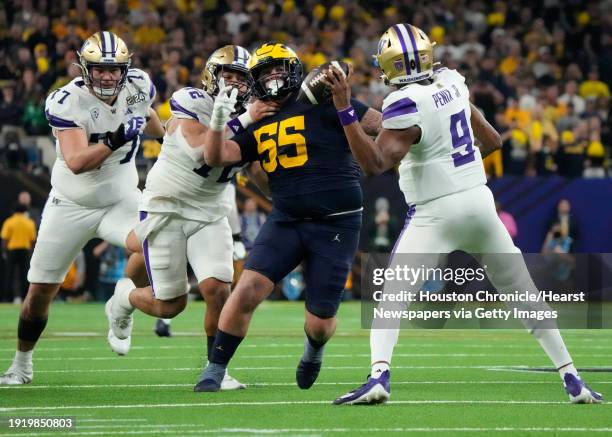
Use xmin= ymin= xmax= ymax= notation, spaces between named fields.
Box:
xmin=0 ymin=1 xmax=610 ymax=301
xmin=0 ymin=0 xmax=610 ymax=177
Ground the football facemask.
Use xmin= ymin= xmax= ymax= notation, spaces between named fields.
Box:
xmin=77 ymin=31 xmax=131 ymax=99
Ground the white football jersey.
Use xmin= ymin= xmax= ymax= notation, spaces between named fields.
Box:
xmin=46 ymin=69 xmax=155 ymax=207
xmin=141 ymin=87 xmax=242 ymax=222
xmin=382 ymin=68 xmax=486 ymax=205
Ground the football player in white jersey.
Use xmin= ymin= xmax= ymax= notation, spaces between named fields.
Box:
xmin=323 ymin=24 xmax=602 ymax=405
xmin=105 ymin=45 xmax=276 ymax=390
xmin=153 ymin=182 xmax=248 ymax=338
xmin=0 ymin=31 xmax=164 ymax=385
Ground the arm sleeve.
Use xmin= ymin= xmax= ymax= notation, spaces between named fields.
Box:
xmin=233 ymin=129 xmax=259 ymax=162
xmin=381 ymin=91 xmax=422 ymax=130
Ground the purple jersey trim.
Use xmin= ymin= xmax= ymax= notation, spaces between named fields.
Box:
xmin=170 ymin=97 xmax=198 ymax=120
xmin=139 ymin=211 xmax=155 ymax=296
xmin=390 ymin=204 xmax=416 ymax=256
xmin=45 ymin=110 xmax=79 ymax=128
xmin=382 ymin=97 xmax=417 ymax=121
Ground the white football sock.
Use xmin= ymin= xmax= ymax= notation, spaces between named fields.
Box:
xmin=532 ymin=328 xmax=576 ymax=380
xmin=370 ymin=328 xmax=399 ymax=371
xmin=558 ymin=362 xmax=579 ymax=379
xmin=14 ymin=350 xmax=33 ymax=367
xmin=162 ymin=318 xmax=172 ymax=324
xmin=115 ymin=278 xmax=135 ymax=313
xmin=371 ymin=362 xmax=390 ymax=376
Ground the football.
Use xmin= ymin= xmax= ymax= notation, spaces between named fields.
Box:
xmin=297 ymin=60 xmax=350 ymax=105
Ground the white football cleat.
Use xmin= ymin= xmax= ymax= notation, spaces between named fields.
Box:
xmin=564 ymin=373 xmax=603 ymax=404
xmin=107 ymin=326 xmax=131 ymax=356
xmin=105 ymin=279 xmax=134 ymax=340
xmin=0 ymin=363 xmax=33 ymax=385
xmin=333 ymin=370 xmax=391 ymax=405
xmin=221 ymin=370 xmax=246 ymax=391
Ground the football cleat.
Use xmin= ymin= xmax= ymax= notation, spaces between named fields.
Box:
xmin=194 ymin=379 xmax=220 ymax=392
xmin=333 ymin=370 xmax=391 ymax=405
xmin=564 ymin=373 xmax=603 ymax=404
xmin=193 ymin=363 xmax=225 ymax=392
xmin=296 ymin=359 xmax=322 ymax=389
xmin=193 ymin=374 xmax=221 ymax=392
xmin=0 ymin=363 xmax=33 ymax=385
xmin=154 ymin=319 xmax=172 ymax=337
xmin=221 ymin=371 xmax=246 ymax=391
xmin=107 ymin=327 xmax=131 ymax=356
xmin=105 ymin=279 xmax=134 ymax=340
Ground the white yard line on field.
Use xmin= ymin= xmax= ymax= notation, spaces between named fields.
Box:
xmin=3 ymin=427 xmax=612 ymax=437
xmin=2 ymin=399 xmax=611 ymax=413
xmin=3 ymin=365 xmax=553 ymax=374
xmin=5 ymin=352 xmax=605 ymax=362
xmin=1 ymin=342 xmax=610 ymax=353
xmin=5 ymin=380 xmax=609 ymax=390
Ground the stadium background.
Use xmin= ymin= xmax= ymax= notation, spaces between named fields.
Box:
xmin=0 ymin=0 xmax=611 ymax=303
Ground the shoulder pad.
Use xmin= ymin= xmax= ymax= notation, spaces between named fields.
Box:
xmin=382 ymin=89 xmax=421 ymax=130
xmin=170 ymin=87 xmax=212 ymax=125
xmin=435 ymin=68 xmax=466 ymax=84
xmin=45 ymin=85 xmax=85 ymax=130
xmin=127 ymin=68 xmax=156 ymax=101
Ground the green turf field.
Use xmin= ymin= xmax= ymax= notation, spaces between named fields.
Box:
xmin=0 ymin=301 xmax=610 ymax=436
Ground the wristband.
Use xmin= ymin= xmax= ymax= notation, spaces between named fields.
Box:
xmin=227 ymin=111 xmax=253 ymax=135
xmin=337 ymin=106 xmax=358 ymax=126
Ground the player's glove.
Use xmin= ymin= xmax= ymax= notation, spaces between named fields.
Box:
xmin=233 ymin=240 xmax=247 ymax=261
xmin=211 ymin=79 xmax=238 ymax=132
xmin=104 ymin=116 xmax=146 ymax=150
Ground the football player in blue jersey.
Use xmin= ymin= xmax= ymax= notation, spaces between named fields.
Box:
xmin=192 ymin=43 xmax=382 ymax=392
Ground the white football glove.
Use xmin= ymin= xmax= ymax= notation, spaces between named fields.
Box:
xmin=211 ymin=79 xmax=238 ymax=131
xmin=233 ymin=241 xmax=247 ymax=261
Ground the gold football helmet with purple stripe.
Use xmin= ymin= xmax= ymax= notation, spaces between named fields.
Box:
xmin=202 ymin=45 xmax=251 ymax=106
xmin=77 ymin=31 xmax=131 ymax=99
xmin=374 ymin=24 xmax=434 ymax=86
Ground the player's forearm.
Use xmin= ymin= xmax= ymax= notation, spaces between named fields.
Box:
xmin=476 ymin=141 xmax=500 ymax=159
xmin=144 ymin=108 xmax=165 ymax=138
xmin=470 ymin=103 xmax=502 ymax=158
xmin=203 ymin=128 xmax=226 ymax=167
xmin=245 ymin=162 xmax=270 ymax=197
xmin=343 ymin=123 xmax=386 ymax=176
xmin=64 ymin=143 xmax=113 ymax=174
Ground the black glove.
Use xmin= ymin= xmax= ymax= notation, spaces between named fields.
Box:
xmin=104 ymin=116 xmax=145 ymax=151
